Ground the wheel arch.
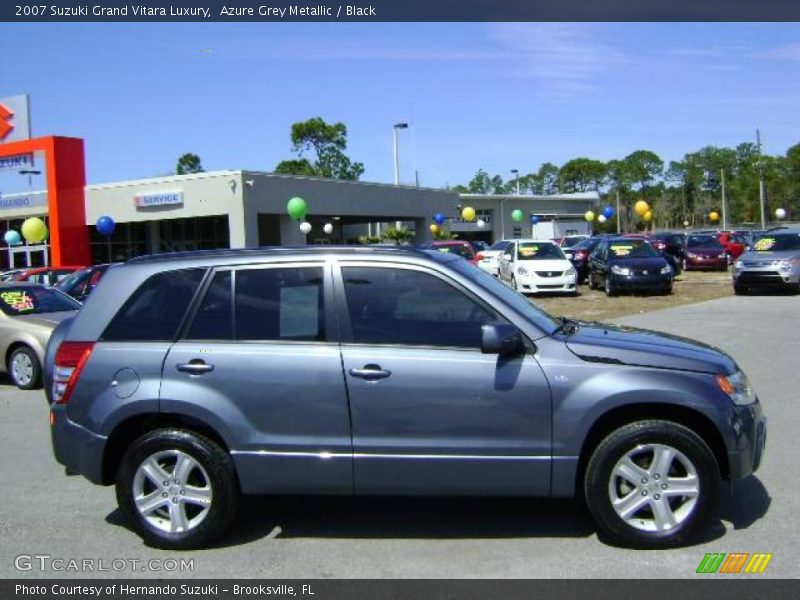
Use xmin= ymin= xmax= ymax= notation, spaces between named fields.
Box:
xmin=102 ymin=412 xmax=232 ymax=486
xmin=574 ymin=403 xmax=730 ymax=499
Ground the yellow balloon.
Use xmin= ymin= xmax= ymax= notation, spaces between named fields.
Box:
xmin=643 ymin=210 xmax=653 ymax=222
xmin=584 ymin=210 xmax=595 ymax=222
xmin=461 ymin=206 xmax=476 ymax=222
xmin=709 ymin=211 xmax=720 ymax=222
xmin=634 ymin=200 xmax=650 ymax=217
xmin=429 ymin=224 xmax=439 ymax=234
xmin=21 ymin=217 xmax=48 ymax=243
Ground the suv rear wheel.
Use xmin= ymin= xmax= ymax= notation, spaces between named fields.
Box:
xmin=116 ymin=429 xmax=239 ymax=549
xmin=584 ymin=420 xmax=719 ymax=548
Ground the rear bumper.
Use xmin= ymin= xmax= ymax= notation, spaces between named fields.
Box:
xmin=50 ymin=405 xmax=107 ymax=485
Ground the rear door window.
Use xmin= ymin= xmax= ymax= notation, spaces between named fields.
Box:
xmin=102 ymin=269 xmax=206 ymax=341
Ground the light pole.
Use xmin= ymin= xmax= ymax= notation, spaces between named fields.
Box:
xmin=510 ymin=169 xmax=520 ymax=195
xmin=393 ymin=123 xmax=408 ymax=186
xmin=756 ymin=129 xmax=766 ymax=230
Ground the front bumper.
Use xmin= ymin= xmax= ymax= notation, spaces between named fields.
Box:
xmin=50 ymin=405 xmax=107 ymax=484
xmin=609 ymin=273 xmax=672 ymax=290
xmin=727 ymin=400 xmax=767 ymax=480
xmin=686 ymin=256 xmax=727 ymax=270
xmin=733 ymin=266 xmax=800 ymax=288
xmin=516 ymin=273 xmax=577 ymax=294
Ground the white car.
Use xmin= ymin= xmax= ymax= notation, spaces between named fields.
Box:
xmin=498 ymin=239 xmax=578 ymax=295
xmin=475 ymin=240 xmax=513 ymax=276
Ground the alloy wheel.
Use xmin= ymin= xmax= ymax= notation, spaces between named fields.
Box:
xmin=10 ymin=352 xmax=34 ymax=387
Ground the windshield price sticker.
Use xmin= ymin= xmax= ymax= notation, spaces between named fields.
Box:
xmin=0 ymin=291 xmax=35 ymax=313
xmin=610 ymin=244 xmax=634 ymax=256
xmin=754 ymin=238 xmax=776 ymax=251
xmin=519 ymin=246 xmax=540 ymax=257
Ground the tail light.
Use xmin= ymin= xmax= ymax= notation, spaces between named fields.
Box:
xmin=475 ymin=252 xmax=485 ymax=261
xmin=53 ymin=341 xmax=95 ymax=405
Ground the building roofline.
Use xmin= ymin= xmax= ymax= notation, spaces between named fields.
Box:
xmin=86 ymin=170 xmax=243 ymax=191
xmin=458 ymin=192 xmax=600 ymax=201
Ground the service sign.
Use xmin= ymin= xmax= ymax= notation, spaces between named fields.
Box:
xmin=0 ymin=153 xmax=35 ymax=172
xmin=134 ymin=191 xmax=183 ymax=208
xmin=0 ymin=95 xmax=31 ymax=143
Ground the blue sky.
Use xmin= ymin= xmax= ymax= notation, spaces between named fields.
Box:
xmin=1 ymin=23 xmax=799 ymax=190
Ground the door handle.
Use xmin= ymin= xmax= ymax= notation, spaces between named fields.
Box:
xmin=349 ymin=364 xmax=391 ymax=381
xmin=176 ymin=360 xmax=214 ymax=375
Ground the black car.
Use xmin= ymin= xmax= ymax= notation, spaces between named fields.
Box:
xmin=53 ymin=264 xmax=112 ymax=302
xmin=650 ymin=232 xmax=686 ymax=272
xmin=588 ymin=237 xmax=673 ymax=296
xmin=564 ymin=236 xmax=602 ymax=283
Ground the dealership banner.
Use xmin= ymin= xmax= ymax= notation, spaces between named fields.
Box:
xmin=2 ymin=579 xmax=798 ymax=599
xmin=3 ymin=0 xmax=800 ymax=21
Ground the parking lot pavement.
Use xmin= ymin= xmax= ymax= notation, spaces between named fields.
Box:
xmin=0 ymin=293 xmax=795 ymax=579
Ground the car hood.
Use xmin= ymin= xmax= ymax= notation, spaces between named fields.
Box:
xmin=520 ymin=259 xmax=572 ymax=270
xmin=564 ymin=321 xmax=736 ymax=374
xmin=738 ymin=250 xmax=800 ymax=262
xmin=12 ymin=310 xmax=78 ymax=331
xmin=609 ymin=257 xmax=668 ymax=269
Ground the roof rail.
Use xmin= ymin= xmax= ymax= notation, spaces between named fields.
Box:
xmin=126 ymin=245 xmax=431 ymax=263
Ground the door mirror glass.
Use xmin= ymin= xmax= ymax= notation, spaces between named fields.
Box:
xmin=480 ymin=322 xmax=523 ymax=356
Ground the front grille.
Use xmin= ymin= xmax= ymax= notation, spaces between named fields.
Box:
xmin=742 ymin=260 xmax=775 ymax=268
xmin=738 ymin=271 xmax=783 ymax=284
xmin=537 ymin=284 xmax=563 ymax=289
xmin=535 ymin=271 xmax=564 ymax=278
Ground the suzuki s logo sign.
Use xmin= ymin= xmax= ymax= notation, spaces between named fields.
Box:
xmin=0 ymin=104 xmax=14 ymax=141
xmin=0 ymin=95 xmax=31 ymax=144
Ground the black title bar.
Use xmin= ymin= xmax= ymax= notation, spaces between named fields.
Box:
xmin=3 ymin=0 xmax=800 ymax=22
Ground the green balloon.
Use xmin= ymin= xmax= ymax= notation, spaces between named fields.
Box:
xmin=287 ymin=196 xmax=308 ymax=220
xmin=511 ymin=209 xmax=524 ymax=222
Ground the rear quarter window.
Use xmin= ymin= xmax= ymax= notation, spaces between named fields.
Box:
xmin=101 ymin=269 xmax=206 ymax=342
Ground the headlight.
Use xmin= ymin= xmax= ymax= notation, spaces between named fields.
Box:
xmin=716 ymin=371 xmax=756 ymax=406
xmin=734 ymin=260 xmax=743 ymax=270
xmin=686 ymin=252 xmax=697 ymax=258
xmin=611 ymin=265 xmax=630 ymax=275
xmin=517 ymin=266 xmax=528 ymax=276
xmin=777 ymin=258 xmax=800 ymax=271
xmin=566 ymin=266 xmax=577 ymax=278
xmin=660 ymin=264 xmax=673 ymax=275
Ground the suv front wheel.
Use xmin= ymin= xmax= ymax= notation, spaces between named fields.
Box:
xmin=584 ymin=420 xmax=719 ymax=548
xmin=116 ymin=428 xmax=239 ymax=549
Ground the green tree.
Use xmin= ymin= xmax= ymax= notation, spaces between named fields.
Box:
xmin=380 ymin=226 xmax=415 ymax=245
xmin=558 ymin=158 xmax=607 ymax=192
xmin=467 ymin=169 xmax=505 ymax=194
xmin=176 ymin=153 xmax=204 ymax=175
xmin=532 ymin=163 xmax=560 ymax=195
xmin=277 ymin=117 xmax=365 ymax=180
xmin=274 ymin=158 xmax=316 ymax=176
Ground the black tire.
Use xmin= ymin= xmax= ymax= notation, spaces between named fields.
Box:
xmin=8 ymin=345 xmax=42 ymax=390
xmin=584 ymin=420 xmax=719 ymax=549
xmin=588 ymin=273 xmax=598 ymax=290
xmin=733 ymin=284 xmax=748 ymax=296
xmin=604 ymin=277 xmax=616 ymax=297
xmin=662 ymin=283 xmax=673 ymax=295
xmin=116 ymin=428 xmax=239 ymax=550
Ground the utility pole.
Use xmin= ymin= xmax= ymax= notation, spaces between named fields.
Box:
xmin=392 ymin=122 xmax=409 ymax=231
xmin=616 ymin=189 xmax=621 ymax=234
xmin=721 ymin=168 xmax=727 ymax=230
xmin=756 ymin=129 xmax=766 ymax=230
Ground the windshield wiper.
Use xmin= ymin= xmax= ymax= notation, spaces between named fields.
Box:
xmin=553 ymin=316 xmax=580 ymax=336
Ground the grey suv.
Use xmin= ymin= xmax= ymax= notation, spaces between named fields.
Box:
xmin=47 ymin=247 xmax=766 ymax=550
xmin=732 ymin=228 xmax=800 ymax=294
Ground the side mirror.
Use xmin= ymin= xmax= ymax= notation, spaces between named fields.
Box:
xmin=481 ymin=322 xmax=523 ymax=356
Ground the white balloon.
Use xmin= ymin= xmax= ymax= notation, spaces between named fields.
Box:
xmin=775 ymin=207 xmax=787 ymax=220
xmin=476 ymin=219 xmax=486 ymax=229
xmin=597 ymin=214 xmax=607 ymax=223
xmin=299 ymin=221 xmax=312 ymax=234
xmin=323 ymin=223 xmax=334 ymax=234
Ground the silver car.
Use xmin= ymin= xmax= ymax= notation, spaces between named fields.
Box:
xmin=0 ymin=283 xmax=81 ymax=389
xmin=732 ymin=229 xmax=800 ymax=295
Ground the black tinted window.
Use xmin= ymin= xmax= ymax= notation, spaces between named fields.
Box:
xmin=102 ymin=269 xmax=206 ymax=341
xmin=342 ymin=267 xmax=497 ymax=348
xmin=235 ymin=267 xmax=325 ymax=342
xmin=187 ymin=271 xmax=233 ymax=340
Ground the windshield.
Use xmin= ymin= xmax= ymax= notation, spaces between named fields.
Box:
xmin=489 ymin=241 xmax=509 ymax=251
xmin=432 ymin=243 xmax=473 ymax=259
xmin=751 ymin=233 xmax=800 ymax=252
xmin=687 ymin=235 xmax=723 ymax=249
xmin=573 ymin=238 xmax=599 ymax=251
xmin=54 ymin=269 xmax=89 ymax=292
xmin=608 ymin=240 xmax=658 ymax=258
xmin=562 ymin=236 xmax=586 ymax=247
xmin=0 ymin=286 xmax=81 ymax=316
xmin=517 ymin=242 xmax=565 ymax=260
xmin=448 ymin=259 xmax=559 ymax=335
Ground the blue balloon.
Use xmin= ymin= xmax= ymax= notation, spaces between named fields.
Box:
xmin=603 ymin=205 xmax=615 ymax=219
xmin=95 ymin=215 xmax=116 ymax=237
xmin=530 ymin=215 xmax=540 ymax=224
xmin=433 ymin=213 xmax=446 ymax=225
xmin=4 ymin=230 xmax=21 ymax=246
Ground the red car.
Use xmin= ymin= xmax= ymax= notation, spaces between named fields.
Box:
xmin=715 ymin=231 xmax=746 ymax=261
xmin=12 ymin=266 xmax=85 ymax=286
xmin=683 ymin=234 xmax=728 ymax=271
xmin=425 ymin=240 xmax=478 ymax=264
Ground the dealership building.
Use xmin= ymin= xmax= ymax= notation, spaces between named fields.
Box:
xmin=0 ymin=96 xmax=598 ymax=269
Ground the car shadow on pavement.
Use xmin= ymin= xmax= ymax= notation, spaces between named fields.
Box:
xmin=716 ymin=475 xmax=772 ymax=530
